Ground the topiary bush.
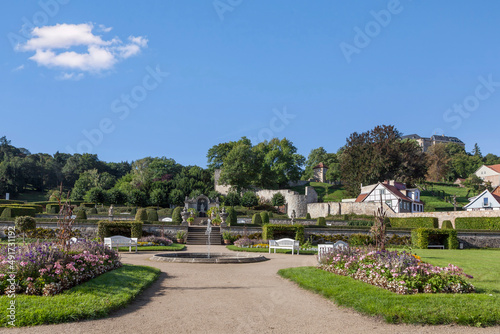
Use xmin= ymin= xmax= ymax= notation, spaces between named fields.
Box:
xmin=15 ymin=216 xmax=36 ymax=239
xmin=1 ymin=207 xmax=37 ymax=218
xmin=241 ymin=191 xmax=258 ymax=208
xmin=411 ymin=228 xmax=458 ymax=249
xmin=88 ymin=207 xmax=98 ymax=215
xmin=454 ymin=217 xmax=500 ymax=230
xmin=305 ymin=213 xmax=311 ymax=219
xmin=441 ymin=220 xmax=453 ymax=229
xmin=147 ymin=209 xmax=159 ymax=222
xmin=260 ymin=211 xmax=269 ymax=224
xmin=252 ymin=213 xmax=262 ymax=225
xmin=75 ymin=209 xmax=87 ymax=220
xmin=135 ymin=208 xmax=149 ymax=221
xmin=227 ymin=206 xmax=237 ymax=226
xmin=46 ymin=204 xmax=60 ymax=214
xmin=130 ymin=207 xmax=137 ymax=215
xmin=172 ymin=207 xmax=182 ymax=224
xmin=317 ymin=217 xmax=326 ymax=226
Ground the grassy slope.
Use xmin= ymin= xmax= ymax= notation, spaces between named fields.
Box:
xmin=278 ymin=249 xmax=500 ymax=326
xmin=291 ymin=182 xmax=346 ymax=203
xmin=0 ymin=264 xmax=160 ymax=327
xmin=420 ymin=183 xmax=475 ymax=212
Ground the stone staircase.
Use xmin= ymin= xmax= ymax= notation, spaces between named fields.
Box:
xmin=186 ymin=226 xmax=223 ymax=245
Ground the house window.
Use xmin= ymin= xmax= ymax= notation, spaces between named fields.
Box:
xmin=484 ymin=198 xmax=489 ymax=206
xmin=385 ymin=200 xmax=391 ymax=207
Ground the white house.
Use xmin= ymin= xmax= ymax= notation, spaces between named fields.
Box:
xmin=475 ymin=164 xmax=500 ymax=188
xmin=355 ymin=180 xmax=424 ymax=213
xmin=463 ymin=189 xmax=500 ymax=211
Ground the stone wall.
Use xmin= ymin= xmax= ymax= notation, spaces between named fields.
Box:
xmin=396 ymin=210 xmax=500 ymax=227
xmin=256 ymin=187 xmax=317 ymax=218
xmin=214 ymin=169 xmax=232 ymax=195
xmin=307 ymin=202 xmax=393 ymax=218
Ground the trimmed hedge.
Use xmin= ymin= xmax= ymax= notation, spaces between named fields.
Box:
xmin=252 ymin=213 xmax=262 ymax=226
xmin=97 ymin=220 xmax=143 ymax=239
xmin=0 ymin=207 xmax=37 ymax=218
xmin=135 ymin=208 xmax=148 ymax=221
xmin=172 ymin=207 xmax=182 ymax=224
xmin=454 ymin=217 xmax=500 ymax=230
xmin=260 ymin=211 xmax=270 ymax=224
xmin=147 ymin=209 xmax=159 ymax=222
xmin=75 ymin=209 xmax=87 ymax=220
xmin=411 ymin=228 xmax=458 ymax=249
xmin=0 ymin=204 xmax=43 ymax=213
xmin=441 ymin=220 xmax=453 ymax=229
xmin=46 ymin=204 xmax=60 ymax=214
xmin=317 ymin=217 xmax=326 ymax=226
xmin=389 ymin=217 xmax=438 ymax=229
xmin=0 ymin=199 xmax=24 ymax=204
xmin=262 ymin=224 xmax=305 ymax=243
xmin=81 ymin=202 xmax=95 ymax=208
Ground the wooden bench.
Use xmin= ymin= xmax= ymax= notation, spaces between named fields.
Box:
xmin=104 ymin=235 xmax=138 ymax=253
xmin=428 ymin=245 xmax=445 ymax=249
xmin=269 ymin=238 xmax=300 ymax=255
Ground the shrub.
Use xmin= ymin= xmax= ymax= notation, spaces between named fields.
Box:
xmin=138 ymin=235 xmax=172 ymax=246
xmin=172 ymin=207 xmax=182 ymax=224
xmin=105 ymin=189 xmax=127 ymax=205
xmin=81 ymin=203 xmax=95 ymax=208
xmin=85 ymin=187 xmax=105 ymax=204
xmin=441 ymin=220 xmax=453 ymax=229
xmin=135 ymin=208 xmax=148 ymax=221
xmin=46 ymin=204 xmax=60 ymax=214
xmin=411 ymin=228 xmax=458 ymax=249
xmin=252 ymin=213 xmax=262 ymax=225
xmin=388 ymin=217 xmax=438 ymax=229
xmin=305 ymin=213 xmax=311 ymax=219
xmin=130 ymin=207 xmax=137 ymax=215
xmin=128 ymin=189 xmax=148 ymax=207
xmin=348 ymin=233 xmax=373 ymax=246
xmin=268 ymin=212 xmax=274 ymax=218
xmin=317 ymin=217 xmax=326 ymax=226
xmin=147 ymin=209 xmax=159 ymax=222
xmin=262 ymin=224 xmax=305 ymax=243
xmin=75 ymin=209 xmax=87 ymax=220
xmin=260 ymin=211 xmax=270 ymax=224
xmin=225 ymin=192 xmax=241 ymax=206
xmin=347 ymin=221 xmax=373 ymax=227
xmin=227 ymin=206 xmax=237 ymax=225
xmin=271 ymin=192 xmax=285 ymax=207
xmin=241 ymin=191 xmax=258 ymax=208
xmin=1 ymin=207 xmax=36 ymax=218
xmin=88 ymin=207 xmax=98 ymax=214
xmin=97 ymin=220 xmax=143 ymax=239
xmin=15 ymin=216 xmax=36 ymax=235
xmin=454 ymin=217 xmax=500 ymax=230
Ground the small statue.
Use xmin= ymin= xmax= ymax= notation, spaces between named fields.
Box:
xmin=291 ymin=210 xmax=296 ymax=223
xmin=108 ymin=205 xmax=114 ymax=221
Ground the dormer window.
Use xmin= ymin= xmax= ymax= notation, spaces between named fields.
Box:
xmin=484 ymin=198 xmax=489 ymax=206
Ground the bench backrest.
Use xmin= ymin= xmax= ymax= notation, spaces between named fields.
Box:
xmin=104 ymin=236 xmax=137 ymax=243
xmin=275 ymin=238 xmax=298 ymax=247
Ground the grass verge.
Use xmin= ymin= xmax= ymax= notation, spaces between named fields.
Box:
xmin=226 ymin=245 xmax=316 ymax=255
xmin=278 ymin=249 xmax=500 ymax=326
xmin=0 ymin=264 xmax=160 ymax=327
xmin=117 ymin=243 xmax=185 ymax=252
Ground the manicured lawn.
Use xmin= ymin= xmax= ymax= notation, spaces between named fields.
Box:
xmin=0 ymin=264 xmax=160 ymax=327
xmin=420 ymin=183 xmax=475 ymax=212
xmin=117 ymin=243 xmax=185 ymax=252
xmin=278 ymin=249 xmax=500 ymax=326
xmin=226 ymin=245 xmax=316 ymax=255
xmin=291 ymin=182 xmax=346 ymax=203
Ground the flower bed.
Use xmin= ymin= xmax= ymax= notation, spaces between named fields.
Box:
xmin=137 ymin=236 xmax=173 ymax=247
xmin=0 ymin=240 xmax=121 ymax=296
xmin=318 ymin=248 xmax=475 ymax=294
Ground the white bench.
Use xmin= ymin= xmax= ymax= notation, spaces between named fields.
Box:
xmin=269 ymin=238 xmax=300 ymax=255
xmin=104 ymin=235 xmax=138 ymax=253
xmin=428 ymin=245 xmax=445 ymax=249
xmin=318 ymin=241 xmax=349 ymax=259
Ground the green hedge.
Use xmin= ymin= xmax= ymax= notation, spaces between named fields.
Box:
xmin=411 ymin=228 xmax=458 ymax=249
xmin=389 ymin=217 xmax=438 ymax=229
xmin=97 ymin=220 xmax=143 ymax=239
xmin=317 ymin=217 xmax=326 ymax=226
xmin=81 ymin=202 xmax=95 ymax=208
xmin=46 ymin=203 xmax=60 ymax=214
xmin=454 ymin=217 xmax=500 ymax=230
xmin=441 ymin=220 xmax=453 ymax=229
xmin=147 ymin=209 xmax=158 ymax=222
xmin=0 ymin=199 xmax=24 ymax=204
xmin=262 ymin=224 xmax=305 ymax=243
xmin=0 ymin=207 xmax=37 ymax=218
xmin=0 ymin=204 xmax=43 ymax=213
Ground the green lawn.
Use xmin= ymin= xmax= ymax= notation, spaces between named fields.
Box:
xmin=420 ymin=183 xmax=476 ymax=212
xmin=117 ymin=243 xmax=186 ymax=252
xmin=291 ymin=182 xmax=346 ymax=203
xmin=278 ymin=249 xmax=500 ymax=326
xmin=0 ymin=264 xmax=160 ymax=327
xmin=226 ymin=245 xmax=316 ymax=255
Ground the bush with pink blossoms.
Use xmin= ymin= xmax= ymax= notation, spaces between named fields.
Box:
xmin=0 ymin=240 xmax=121 ymax=296
xmin=318 ymin=248 xmax=475 ymax=294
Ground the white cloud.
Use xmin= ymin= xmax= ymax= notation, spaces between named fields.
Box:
xmin=18 ymin=23 xmax=147 ymax=76
xmin=12 ymin=64 xmax=25 ymax=72
xmin=57 ymin=72 xmax=84 ymax=81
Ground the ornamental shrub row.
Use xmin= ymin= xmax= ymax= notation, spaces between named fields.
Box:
xmin=454 ymin=217 xmax=500 ymax=230
xmin=0 ymin=206 xmax=37 ymax=218
xmin=97 ymin=220 xmax=143 ymax=239
xmin=389 ymin=217 xmax=438 ymax=229
xmin=262 ymin=224 xmax=304 ymax=242
xmin=411 ymin=228 xmax=458 ymax=249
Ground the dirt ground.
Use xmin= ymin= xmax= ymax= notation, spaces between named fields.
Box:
xmin=6 ymin=245 xmax=499 ymax=334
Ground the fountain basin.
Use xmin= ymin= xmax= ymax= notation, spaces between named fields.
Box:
xmin=150 ymin=252 xmax=268 ymax=264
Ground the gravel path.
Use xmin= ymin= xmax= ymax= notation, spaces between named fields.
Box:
xmin=8 ymin=246 xmax=499 ymax=334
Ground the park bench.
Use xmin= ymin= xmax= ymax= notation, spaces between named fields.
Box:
xmin=104 ymin=235 xmax=138 ymax=253
xmin=268 ymin=238 xmax=300 ymax=255
xmin=427 ymin=245 xmax=445 ymax=249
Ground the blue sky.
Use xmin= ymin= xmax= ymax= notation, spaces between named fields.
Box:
xmin=2 ymin=0 xmax=500 ymax=167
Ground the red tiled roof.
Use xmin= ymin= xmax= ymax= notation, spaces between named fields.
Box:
xmin=493 ymin=186 xmax=500 ymax=196
xmin=492 ymin=194 xmax=500 ymax=204
xmin=355 ymin=194 xmax=368 ymax=202
xmin=313 ymin=162 xmax=328 ymax=169
xmin=383 ymin=184 xmax=412 ymax=201
xmin=486 ymin=164 xmax=500 ymax=173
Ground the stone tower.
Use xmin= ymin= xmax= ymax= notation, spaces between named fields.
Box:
xmin=313 ymin=163 xmax=328 ymax=183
